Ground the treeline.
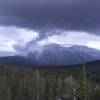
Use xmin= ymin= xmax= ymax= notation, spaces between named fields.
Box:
xmin=0 ymin=65 xmax=100 ymax=100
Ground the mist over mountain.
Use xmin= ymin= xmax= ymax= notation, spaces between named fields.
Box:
xmin=0 ymin=44 xmax=100 ymax=66
xmin=26 ymin=44 xmax=100 ymax=65
xmin=0 ymin=0 xmax=100 ymax=67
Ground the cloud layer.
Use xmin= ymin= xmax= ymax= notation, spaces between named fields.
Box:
xmin=0 ymin=25 xmax=100 ymax=56
xmin=13 ymin=30 xmax=100 ymax=56
xmin=0 ymin=26 xmax=38 ymax=53
xmin=0 ymin=0 xmax=100 ymax=33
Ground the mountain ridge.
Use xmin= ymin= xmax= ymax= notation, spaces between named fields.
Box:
xmin=0 ymin=45 xmax=100 ymax=67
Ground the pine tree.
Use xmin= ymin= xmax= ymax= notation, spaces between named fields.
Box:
xmin=77 ymin=65 xmax=91 ymax=100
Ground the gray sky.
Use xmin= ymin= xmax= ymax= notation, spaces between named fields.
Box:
xmin=0 ymin=0 xmax=100 ymax=56
xmin=0 ymin=0 xmax=100 ymax=31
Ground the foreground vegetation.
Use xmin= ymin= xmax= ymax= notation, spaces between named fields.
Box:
xmin=0 ymin=65 xmax=100 ymax=100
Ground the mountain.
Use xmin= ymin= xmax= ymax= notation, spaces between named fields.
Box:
xmin=0 ymin=45 xmax=100 ymax=67
xmin=0 ymin=56 xmax=29 ymax=66
xmin=26 ymin=44 xmax=100 ymax=66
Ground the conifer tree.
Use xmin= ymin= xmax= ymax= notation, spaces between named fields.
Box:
xmin=77 ymin=65 xmax=92 ymax=100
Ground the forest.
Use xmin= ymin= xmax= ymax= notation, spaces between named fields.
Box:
xmin=0 ymin=64 xmax=100 ymax=100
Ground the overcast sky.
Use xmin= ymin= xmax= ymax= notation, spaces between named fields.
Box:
xmin=0 ymin=0 xmax=100 ymax=56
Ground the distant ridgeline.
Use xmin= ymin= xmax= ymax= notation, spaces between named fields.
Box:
xmin=1 ymin=45 xmax=100 ymax=66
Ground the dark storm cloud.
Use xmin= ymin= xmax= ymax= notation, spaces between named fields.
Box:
xmin=0 ymin=0 xmax=100 ymax=32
